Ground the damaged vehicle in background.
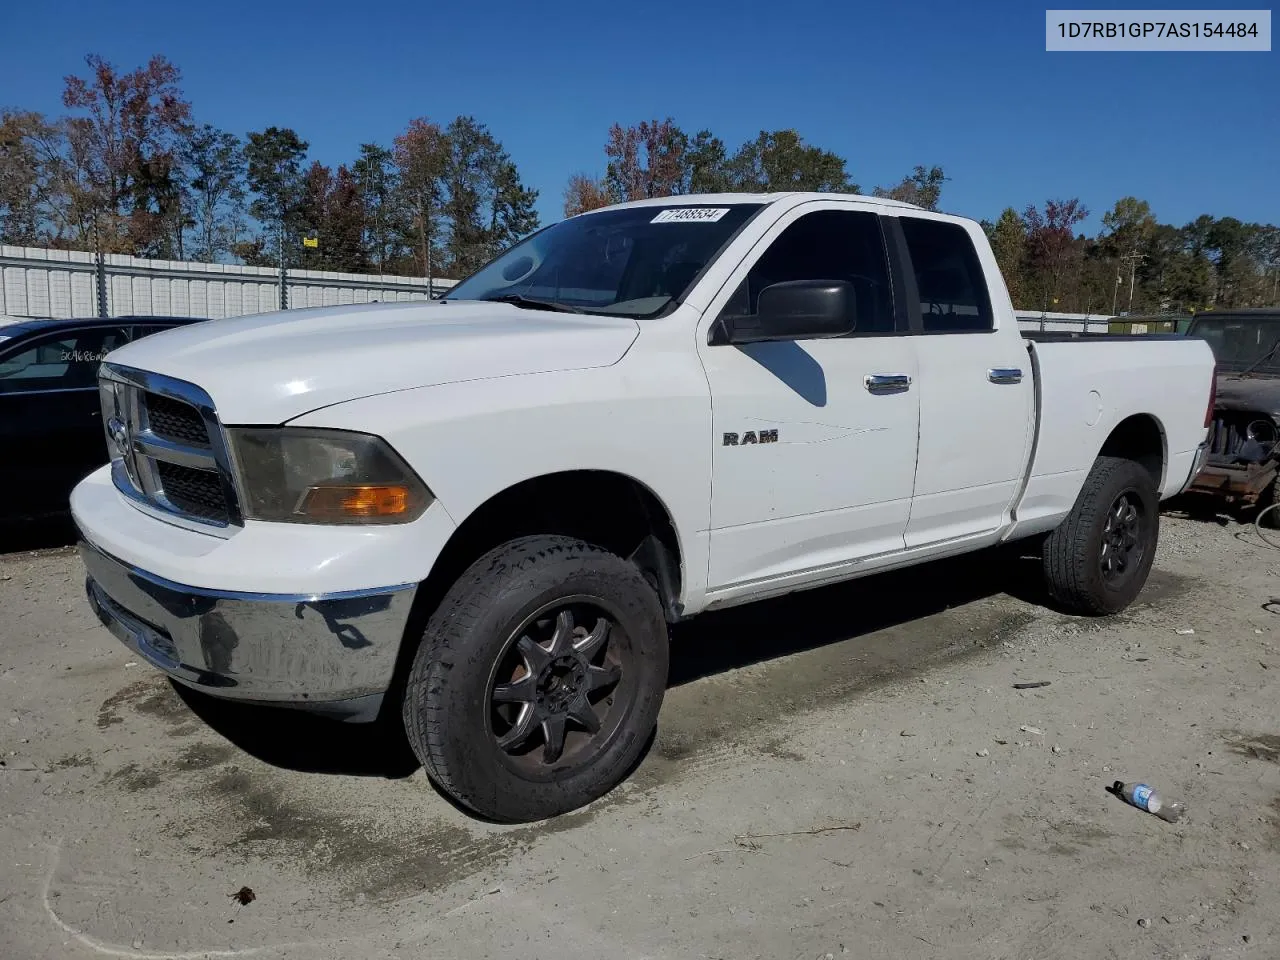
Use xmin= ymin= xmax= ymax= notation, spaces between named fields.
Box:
xmin=1185 ymin=309 xmax=1280 ymax=525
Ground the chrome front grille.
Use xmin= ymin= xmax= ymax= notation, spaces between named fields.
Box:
xmin=145 ymin=393 xmax=212 ymax=448
xmin=155 ymin=461 xmax=231 ymax=523
xmin=98 ymin=364 xmax=242 ymax=533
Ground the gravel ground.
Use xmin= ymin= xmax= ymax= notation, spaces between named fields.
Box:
xmin=2 ymin=507 xmax=1279 ymax=959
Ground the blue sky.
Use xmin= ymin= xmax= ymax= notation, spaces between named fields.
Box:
xmin=1 ymin=0 xmax=1276 ymax=234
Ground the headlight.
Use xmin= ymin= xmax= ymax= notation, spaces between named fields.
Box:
xmin=227 ymin=428 xmax=433 ymax=525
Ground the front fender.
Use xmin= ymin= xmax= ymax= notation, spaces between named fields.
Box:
xmin=287 ymin=345 xmax=715 ymax=607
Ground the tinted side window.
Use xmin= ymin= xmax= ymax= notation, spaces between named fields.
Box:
xmin=129 ymin=324 xmax=176 ymax=341
xmin=0 ymin=328 xmax=128 ymax=394
xmin=721 ymin=210 xmax=895 ymax=334
xmin=900 ymin=218 xmax=993 ymax=333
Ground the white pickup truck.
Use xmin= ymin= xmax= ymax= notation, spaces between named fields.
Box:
xmin=72 ymin=192 xmax=1215 ymax=821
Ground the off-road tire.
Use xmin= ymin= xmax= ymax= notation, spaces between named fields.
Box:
xmin=1042 ymin=456 xmax=1159 ymax=616
xmin=402 ymin=535 xmax=669 ymax=822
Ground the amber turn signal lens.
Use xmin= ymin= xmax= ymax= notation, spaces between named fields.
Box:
xmin=298 ymin=484 xmax=417 ymax=521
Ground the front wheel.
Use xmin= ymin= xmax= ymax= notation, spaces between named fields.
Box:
xmin=1041 ymin=456 xmax=1159 ymax=615
xmin=402 ymin=535 xmax=669 ymax=822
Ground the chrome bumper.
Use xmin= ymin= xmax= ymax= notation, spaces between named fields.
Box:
xmin=80 ymin=539 xmax=416 ymax=721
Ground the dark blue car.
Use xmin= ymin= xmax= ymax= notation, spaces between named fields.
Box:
xmin=0 ymin=315 xmax=208 ymax=532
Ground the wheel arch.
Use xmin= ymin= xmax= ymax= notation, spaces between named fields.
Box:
xmin=429 ymin=469 xmax=684 ymax=621
xmin=381 ymin=469 xmax=686 ymax=725
xmin=1098 ymin=413 xmax=1167 ymax=493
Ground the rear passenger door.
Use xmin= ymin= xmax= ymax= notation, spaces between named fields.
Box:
xmin=886 ymin=215 xmax=1035 ymax=547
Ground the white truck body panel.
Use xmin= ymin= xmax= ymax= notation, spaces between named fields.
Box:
xmin=289 ymin=316 xmax=719 ymax=606
xmin=693 ymin=198 xmax=920 ymax=588
xmin=72 ymin=190 xmax=1216 ymax=636
xmin=895 ymin=210 xmax=1036 ymax=549
xmin=1006 ymin=336 xmax=1214 ymax=539
xmin=907 ymin=328 xmax=1035 ymax=546
xmin=697 ymin=331 xmax=919 ymax=587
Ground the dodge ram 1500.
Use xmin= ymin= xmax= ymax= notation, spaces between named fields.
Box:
xmin=71 ymin=192 xmax=1216 ymax=821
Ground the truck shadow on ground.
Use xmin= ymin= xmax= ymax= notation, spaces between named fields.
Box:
xmin=1163 ymin=493 xmax=1262 ymax=528
xmin=665 ymin=545 xmax=1052 ymax=687
xmin=172 ymin=543 xmax=1057 ymax=782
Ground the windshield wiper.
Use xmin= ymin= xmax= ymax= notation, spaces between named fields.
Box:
xmin=1238 ymin=339 xmax=1280 ymax=377
xmin=481 ymin=294 xmax=584 ymax=314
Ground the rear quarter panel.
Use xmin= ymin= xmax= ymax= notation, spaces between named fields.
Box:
xmin=1010 ymin=336 xmax=1214 ymax=536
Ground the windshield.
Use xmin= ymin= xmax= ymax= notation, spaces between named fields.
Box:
xmin=444 ymin=204 xmax=763 ymax=317
xmin=1192 ymin=318 xmax=1280 ymax=375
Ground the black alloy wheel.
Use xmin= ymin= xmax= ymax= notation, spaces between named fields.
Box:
xmin=402 ymin=535 xmax=669 ymax=822
xmin=488 ymin=597 xmax=627 ymax=772
xmin=1099 ymin=491 xmax=1146 ymax=584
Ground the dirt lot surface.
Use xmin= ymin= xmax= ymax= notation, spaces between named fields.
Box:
xmin=2 ymin=509 xmax=1279 ymax=959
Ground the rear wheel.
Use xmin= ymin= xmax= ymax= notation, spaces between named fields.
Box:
xmin=1042 ymin=456 xmax=1159 ymax=615
xmin=402 ymin=535 xmax=669 ymax=822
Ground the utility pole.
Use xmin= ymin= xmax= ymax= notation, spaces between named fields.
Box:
xmin=1115 ymin=252 xmax=1145 ymax=316
xmin=1111 ymin=267 xmax=1123 ymax=316
xmin=373 ymin=160 xmax=384 ymax=278
xmin=1123 ymin=252 xmax=1146 ymax=315
xmin=94 ymin=214 xmax=108 ymax=318
xmin=420 ymin=190 xmax=433 ymax=298
xmin=277 ymin=216 xmax=288 ymax=310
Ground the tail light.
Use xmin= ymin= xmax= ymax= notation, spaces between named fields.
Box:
xmin=1204 ymin=364 xmax=1218 ymax=428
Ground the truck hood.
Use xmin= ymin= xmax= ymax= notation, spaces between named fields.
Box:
xmin=1216 ymin=374 xmax=1280 ymax=419
xmin=103 ymin=301 xmax=641 ymax=423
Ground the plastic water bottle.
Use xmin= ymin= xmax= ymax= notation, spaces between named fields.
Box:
xmin=1112 ymin=780 xmax=1186 ymax=823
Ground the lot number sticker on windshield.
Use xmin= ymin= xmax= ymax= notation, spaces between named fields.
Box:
xmin=651 ymin=207 xmax=730 ymax=224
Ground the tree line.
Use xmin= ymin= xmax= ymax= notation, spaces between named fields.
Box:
xmin=0 ymin=54 xmax=538 ymax=280
xmin=563 ymin=120 xmax=948 ymax=215
xmin=985 ymin=198 xmax=1279 ymax=314
xmin=1 ymin=54 xmax=1276 ymax=312
xmin=568 ymin=118 xmax=1278 ymax=314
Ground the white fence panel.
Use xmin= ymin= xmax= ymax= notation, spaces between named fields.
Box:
xmin=1015 ymin=311 xmax=1115 ymax=334
xmin=0 ymin=244 xmax=456 ymax=320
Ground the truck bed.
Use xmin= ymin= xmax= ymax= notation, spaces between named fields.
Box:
xmin=1008 ymin=334 xmax=1216 ymax=538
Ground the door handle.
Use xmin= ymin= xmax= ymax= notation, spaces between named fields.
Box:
xmin=988 ymin=368 xmax=1023 ymax=384
xmin=865 ymin=374 xmax=912 ymax=395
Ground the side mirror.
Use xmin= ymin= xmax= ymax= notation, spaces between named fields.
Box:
xmin=725 ymin=279 xmax=857 ymax=345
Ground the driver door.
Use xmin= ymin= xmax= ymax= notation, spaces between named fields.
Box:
xmin=696 ymin=202 xmax=921 ymax=596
